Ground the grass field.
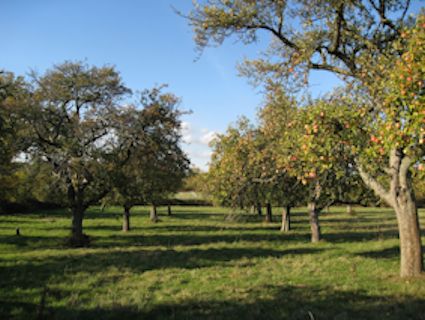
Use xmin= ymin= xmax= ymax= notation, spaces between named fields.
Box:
xmin=0 ymin=206 xmax=424 ymax=319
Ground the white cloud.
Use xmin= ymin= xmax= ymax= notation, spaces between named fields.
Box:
xmin=200 ymin=131 xmax=218 ymax=145
xmin=181 ymin=122 xmax=218 ymax=146
xmin=180 ymin=121 xmax=220 ymax=171
xmin=181 ymin=121 xmax=192 ymax=143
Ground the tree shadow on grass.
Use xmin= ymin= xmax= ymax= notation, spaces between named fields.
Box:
xmin=355 ymin=246 xmax=400 ymax=259
xmin=167 ymin=212 xmax=236 ymax=221
xmin=0 ymin=235 xmax=64 ymax=248
xmin=4 ymin=284 xmax=424 ymax=320
xmin=96 ymin=231 xmax=310 ymax=248
xmin=0 ymin=226 xmax=401 ymax=252
xmin=0 ymin=247 xmax=324 ymax=319
xmin=323 ymin=229 xmax=399 ymax=243
xmin=0 ymin=245 xmax=322 ymax=277
xmin=140 ymin=224 xmax=289 ymax=233
xmin=134 ymin=285 xmax=425 ymax=320
xmin=0 ymin=227 xmax=311 ymax=251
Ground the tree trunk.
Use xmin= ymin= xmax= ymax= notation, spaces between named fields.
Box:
xmin=150 ymin=204 xmax=158 ymax=223
xmin=346 ymin=204 xmax=353 ymax=215
xmin=123 ymin=206 xmax=130 ymax=232
xmin=357 ymin=151 xmax=423 ymax=277
xmin=265 ymin=202 xmax=272 ymax=223
xmin=256 ymin=203 xmax=262 ymax=216
xmin=395 ymin=192 xmax=423 ymax=277
xmin=70 ymin=206 xmax=88 ymax=247
xmin=280 ymin=206 xmax=291 ymax=232
xmin=308 ymin=202 xmax=321 ymax=243
xmin=167 ymin=205 xmax=172 ymax=216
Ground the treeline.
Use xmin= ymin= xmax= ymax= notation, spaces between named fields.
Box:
xmin=0 ymin=62 xmax=189 ymax=246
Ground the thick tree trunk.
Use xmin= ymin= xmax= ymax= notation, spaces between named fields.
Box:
xmin=308 ymin=202 xmax=321 ymax=243
xmin=395 ymin=192 xmax=423 ymax=277
xmin=167 ymin=205 xmax=172 ymax=216
xmin=123 ymin=206 xmax=130 ymax=232
xmin=150 ymin=204 xmax=158 ymax=223
xmin=257 ymin=203 xmax=262 ymax=216
xmin=70 ymin=206 xmax=88 ymax=247
xmin=265 ymin=203 xmax=272 ymax=223
xmin=239 ymin=200 xmax=244 ymax=210
xmin=280 ymin=206 xmax=291 ymax=232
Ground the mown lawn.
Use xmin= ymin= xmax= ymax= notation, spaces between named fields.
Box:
xmin=0 ymin=206 xmax=424 ymax=320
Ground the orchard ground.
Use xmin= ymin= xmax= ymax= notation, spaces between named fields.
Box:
xmin=0 ymin=206 xmax=424 ymax=320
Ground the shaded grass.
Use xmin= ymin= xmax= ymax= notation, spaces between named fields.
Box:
xmin=0 ymin=206 xmax=424 ymax=319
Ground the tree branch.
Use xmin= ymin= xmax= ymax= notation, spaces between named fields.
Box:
xmin=309 ymin=62 xmax=352 ymax=77
xmin=356 ymin=161 xmax=393 ymax=207
xmin=399 ymin=154 xmax=413 ymax=190
xmin=330 ymin=4 xmax=344 ymax=53
xmin=245 ymin=24 xmax=298 ymax=49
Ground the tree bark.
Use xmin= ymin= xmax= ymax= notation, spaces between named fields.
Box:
xmin=70 ymin=205 xmax=88 ymax=247
xmin=395 ymin=190 xmax=423 ymax=277
xmin=167 ymin=205 xmax=172 ymax=216
xmin=308 ymin=202 xmax=321 ymax=243
xmin=66 ymin=181 xmax=89 ymax=247
xmin=256 ymin=202 xmax=262 ymax=216
xmin=280 ymin=206 xmax=291 ymax=232
xmin=357 ymin=150 xmax=423 ymax=277
xmin=150 ymin=204 xmax=158 ymax=223
xmin=123 ymin=205 xmax=131 ymax=232
xmin=265 ymin=202 xmax=272 ymax=223
xmin=346 ymin=204 xmax=353 ymax=215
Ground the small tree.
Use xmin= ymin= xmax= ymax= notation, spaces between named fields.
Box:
xmin=289 ymin=100 xmax=363 ymax=242
xmin=110 ymin=87 xmax=189 ymax=228
xmin=258 ymin=87 xmax=306 ymax=231
xmin=208 ymin=118 xmax=275 ymax=215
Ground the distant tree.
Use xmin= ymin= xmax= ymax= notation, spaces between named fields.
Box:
xmin=110 ymin=87 xmax=189 ymax=230
xmin=0 ymin=71 xmax=28 ymax=208
xmin=258 ymin=87 xmax=306 ymax=231
xmin=182 ymin=167 xmax=206 ymax=192
xmin=208 ymin=118 xmax=265 ymax=212
xmin=209 ymin=113 xmax=305 ymax=228
xmin=137 ymin=88 xmax=190 ymax=222
xmin=25 ymin=62 xmax=130 ymax=246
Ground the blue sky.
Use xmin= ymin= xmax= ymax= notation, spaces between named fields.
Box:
xmin=1 ymin=1 xmax=423 ymax=169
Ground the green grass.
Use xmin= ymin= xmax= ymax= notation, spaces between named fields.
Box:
xmin=0 ymin=206 xmax=424 ymax=319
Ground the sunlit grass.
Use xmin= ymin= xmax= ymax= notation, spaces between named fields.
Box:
xmin=0 ymin=206 xmax=424 ymax=319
